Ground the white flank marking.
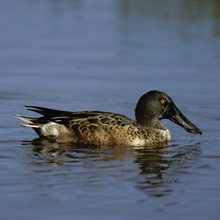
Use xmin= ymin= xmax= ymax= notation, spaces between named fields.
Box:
xmin=41 ymin=122 xmax=59 ymax=137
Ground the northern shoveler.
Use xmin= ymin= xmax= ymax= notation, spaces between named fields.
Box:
xmin=15 ymin=90 xmax=202 ymax=146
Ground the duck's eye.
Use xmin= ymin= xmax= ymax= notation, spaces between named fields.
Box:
xmin=160 ymin=99 xmax=166 ymax=105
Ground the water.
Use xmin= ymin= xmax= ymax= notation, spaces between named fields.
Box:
xmin=0 ymin=0 xmax=220 ymax=219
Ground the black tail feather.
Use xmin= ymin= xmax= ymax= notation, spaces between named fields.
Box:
xmin=25 ymin=106 xmax=73 ymax=117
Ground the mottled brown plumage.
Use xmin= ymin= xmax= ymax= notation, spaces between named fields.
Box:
xmin=15 ymin=90 xmax=202 ymax=146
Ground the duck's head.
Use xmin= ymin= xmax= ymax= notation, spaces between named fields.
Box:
xmin=135 ymin=90 xmax=202 ymax=134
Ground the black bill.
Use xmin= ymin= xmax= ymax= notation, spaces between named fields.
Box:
xmin=169 ymin=106 xmax=202 ymax=135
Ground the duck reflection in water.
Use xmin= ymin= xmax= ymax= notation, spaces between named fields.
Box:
xmin=24 ymin=139 xmax=201 ymax=198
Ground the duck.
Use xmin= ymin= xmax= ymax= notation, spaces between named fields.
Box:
xmin=15 ymin=90 xmax=202 ymax=146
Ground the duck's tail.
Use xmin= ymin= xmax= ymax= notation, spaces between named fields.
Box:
xmin=14 ymin=114 xmax=39 ymax=128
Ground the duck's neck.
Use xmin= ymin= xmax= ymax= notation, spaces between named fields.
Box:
xmin=135 ymin=107 xmax=166 ymax=130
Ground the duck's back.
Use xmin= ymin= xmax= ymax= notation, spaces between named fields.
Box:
xmin=67 ymin=111 xmax=144 ymax=146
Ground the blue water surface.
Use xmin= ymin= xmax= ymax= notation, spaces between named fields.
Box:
xmin=0 ymin=0 xmax=220 ymax=219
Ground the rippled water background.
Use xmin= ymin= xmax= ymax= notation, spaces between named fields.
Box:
xmin=0 ymin=0 xmax=220 ymax=219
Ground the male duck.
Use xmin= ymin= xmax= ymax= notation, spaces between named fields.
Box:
xmin=15 ymin=90 xmax=202 ymax=146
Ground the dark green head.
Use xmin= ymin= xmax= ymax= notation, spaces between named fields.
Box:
xmin=135 ymin=90 xmax=202 ymax=134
